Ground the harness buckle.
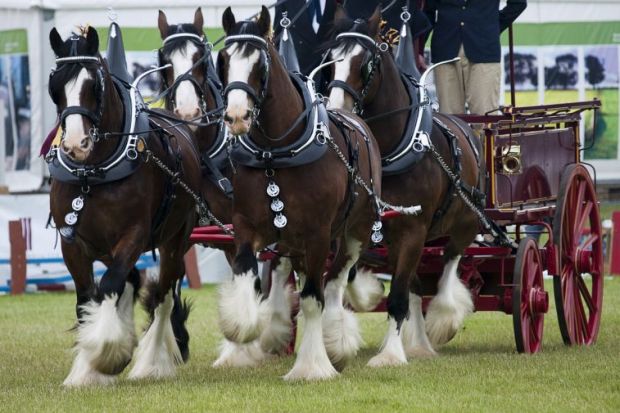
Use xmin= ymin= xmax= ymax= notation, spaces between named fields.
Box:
xmin=88 ymin=127 xmax=99 ymax=142
xmin=126 ymin=148 xmax=138 ymax=160
xmin=252 ymin=106 xmax=261 ymax=121
xmin=217 ymin=177 xmax=230 ymax=191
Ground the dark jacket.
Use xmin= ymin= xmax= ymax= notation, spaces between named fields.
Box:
xmin=273 ymin=0 xmax=336 ymax=76
xmin=424 ymin=0 xmax=527 ymax=63
xmin=345 ymin=0 xmax=431 ymax=39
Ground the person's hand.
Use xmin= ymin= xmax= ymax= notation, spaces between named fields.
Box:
xmin=416 ymin=54 xmax=428 ymax=73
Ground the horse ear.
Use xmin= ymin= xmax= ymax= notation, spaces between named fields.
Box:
xmin=222 ymin=7 xmax=236 ymax=35
xmin=193 ymin=7 xmax=204 ymax=34
xmin=158 ymin=10 xmax=169 ymax=40
xmin=49 ymin=28 xmax=65 ymax=57
xmin=368 ymin=5 xmax=382 ymax=38
xmin=334 ymin=3 xmax=347 ymax=22
xmin=85 ymin=26 xmax=99 ymax=55
xmin=257 ymin=5 xmax=271 ymax=38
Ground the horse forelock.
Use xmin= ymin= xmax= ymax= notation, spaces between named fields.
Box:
xmin=50 ymin=34 xmax=98 ymax=91
xmin=230 ymin=20 xmax=261 ymax=36
xmin=321 ymin=15 xmax=371 ymax=54
xmin=161 ymin=23 xmax=202 ymax=57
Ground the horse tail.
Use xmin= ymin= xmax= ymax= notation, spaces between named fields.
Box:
xmin=170 ymin=281 xmax=192 ymax=362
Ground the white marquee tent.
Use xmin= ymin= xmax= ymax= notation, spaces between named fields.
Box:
xmin=1 ymin=0 xmax=619 ymax=192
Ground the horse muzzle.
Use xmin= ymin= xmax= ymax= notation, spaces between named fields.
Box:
xmin=174 ymin=106 xmax=201 ymax=122
xmin=61 ymin=137 xmax=93 ymax=162
xmin=223 ymin=107 xmax=253 ymax=136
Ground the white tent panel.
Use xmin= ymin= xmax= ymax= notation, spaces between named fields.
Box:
xmin=0 ymin=7 xmax=47 ymax=192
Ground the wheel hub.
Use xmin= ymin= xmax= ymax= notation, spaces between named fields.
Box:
xmin=576 ymin=248 xmax=592 ymax=274
xmin=529 ymin=287 xmax=549 ymax=315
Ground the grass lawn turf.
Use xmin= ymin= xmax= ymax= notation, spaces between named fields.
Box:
xmin=1 ymin=277 xmax=619 ymax=412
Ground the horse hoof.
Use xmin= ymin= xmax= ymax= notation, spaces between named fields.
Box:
xmin=128 ymin=291 xmax=183 ymax=380
xmin=426 ymin=264 xmax=473 ymax=346
xmin=367 ymin=352 xmax=408 ymax=368
xmin=405 ymin=346 xmax=438 ymax=359
xmin=425 ymin=301 xmax=470 ymax=347
xmin=63 ymin=351 xmax=117 ymax=387
xmin=259 ymin=283 xmax=293 ymax=355
xmin=212 ymin=340 xmax=267 ymax=368
xmin=218 ymin=274 xmax=266 ymax=343
xmin=283 ymin=363 xmax=338 ymax=381
xmin=76 ymin=293 xmax=137 ymax=376
xmin=344 ymin=268 xmax=384 ymax=312
xmin=322 ymin=307 xmax=362 ymax=372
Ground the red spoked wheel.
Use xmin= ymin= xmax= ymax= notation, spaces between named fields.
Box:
xmin=513 ymin=237 xmax=548 ymax=353
xmin=553 ymin=164 xmax=604 ymax=346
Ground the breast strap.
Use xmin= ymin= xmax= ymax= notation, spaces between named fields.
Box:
xmin=229 ymin=73 xmax=329 ymax=169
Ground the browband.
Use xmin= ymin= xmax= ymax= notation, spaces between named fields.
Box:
xmin=55 ymin=56 xmax=100 ymax=64
xmin=336 ymin=32 xmax=376 ymax=46
xmin=162 ymin=32 xmax=204 ymax=45
xmin=224 ymin=34 xmax=268 ymax=49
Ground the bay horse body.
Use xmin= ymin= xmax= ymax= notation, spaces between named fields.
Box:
xmin=217 ymin=7 xmax=382 ymax=380
xmin=47 ymin=26 xmax=201 ymax=386
xmin=157 ymin=8 xmax=296 ymax=366
xmin=326 ymin=8 xmax=481 ymax=365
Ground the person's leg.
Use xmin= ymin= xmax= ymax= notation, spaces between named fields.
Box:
xmin=465 ymin=61 xmax=501 ymax=115
xmin=435 ymin=45 xmax=466 ymax=114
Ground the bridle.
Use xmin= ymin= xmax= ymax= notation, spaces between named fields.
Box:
xmin=221 ymin=34 xmax=271 ymax=122
xmin=49 ymin=36 xmax=106 ymax=142
xmin=326 ymin=31 xmax=388 ymax=115
xmin=222 ymin=33 xmax=326 ymax=144
xmin=159 ymin=31 xmax=214 ymax=117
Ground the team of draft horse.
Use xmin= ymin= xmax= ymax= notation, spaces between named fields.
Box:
xmin=46 ymin=5 xmax=484 ymax=386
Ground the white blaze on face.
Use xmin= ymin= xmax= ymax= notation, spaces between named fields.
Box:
xmin=63 ymin=68 xmax=92 ymax=152
xmin=328 ymin=44 xmax=363 ymax=111
xmin=224 ymin=43 xmax=260 ymax=129
xmin=170 ymin=40 xmax=200 ymax=120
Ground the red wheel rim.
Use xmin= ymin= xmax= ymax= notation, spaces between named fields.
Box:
xmin=513 ymin=237 xmax=547 ymax=353
xmin=553 ymin=165 xmax=603 ymax=346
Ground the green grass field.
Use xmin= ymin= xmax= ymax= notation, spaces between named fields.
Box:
xmin=1 ymin=278 xmax=619 ymax=412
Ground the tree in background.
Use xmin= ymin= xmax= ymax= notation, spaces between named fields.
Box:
xmin=585 ymin=55 xmax=605 ymax=90
xmin=504 ymin=52 xmax=537 ymax=89
xmin=545 ymin=53 xmax=578 ymax=90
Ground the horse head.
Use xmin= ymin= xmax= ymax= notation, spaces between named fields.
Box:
xmin=218 ymin=6 xmax=271 ymax=136
xmin=158 ymin=8 xmax=210 ymax=125
xmin=325 ymin=5 xmax=384 ymax=113
xmin=49 ymin=26 xmax=104 ymax=162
